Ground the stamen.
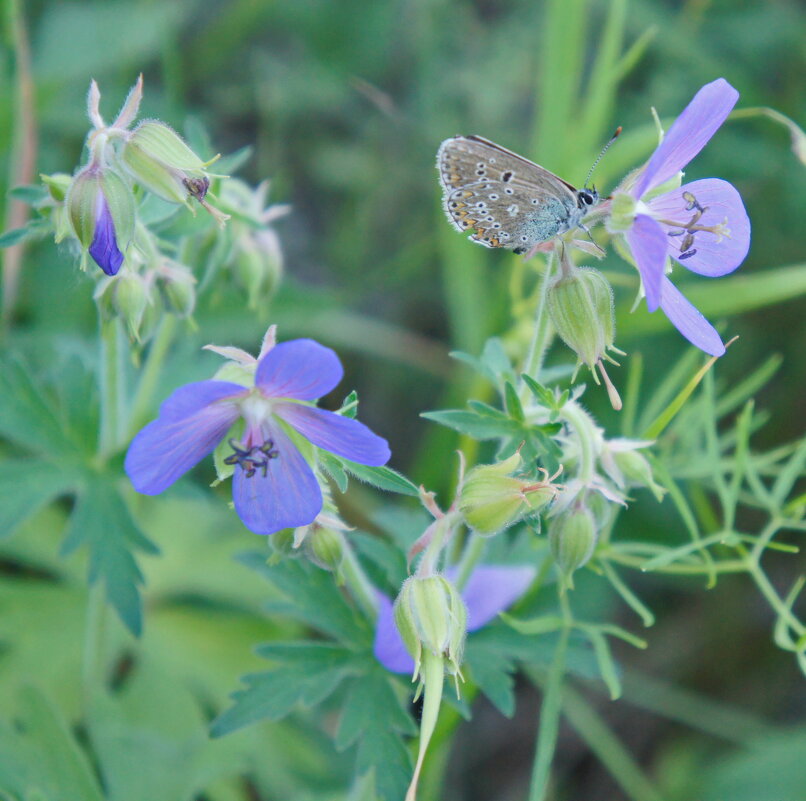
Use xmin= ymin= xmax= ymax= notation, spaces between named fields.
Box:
xmin=224 ymin=437 xmax=279 ymax=478
xmin=679 ymin=248 xmax=697 ymax=260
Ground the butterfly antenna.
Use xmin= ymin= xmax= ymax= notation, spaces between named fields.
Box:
xmin=584 ymin=126 xmax=622 ymax=188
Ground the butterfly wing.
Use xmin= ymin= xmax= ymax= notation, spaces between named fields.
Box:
xmin=437 ymin=136 xmax=580 ymax=250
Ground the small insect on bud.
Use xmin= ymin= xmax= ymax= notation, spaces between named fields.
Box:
xmin=121 ymin=121 xmax=228 ymax=225
xmin=549 ymin=506 xmax=598 ymax=588
xmin=547 ymin=264 xmax=623 ymax=409
xmin=66 ymin=166 xmax=135 ymax=275
xmin=394 ymin=574 xmax=467 ymax=684
xmin=459 ymin=452 xmax=559 ymax=536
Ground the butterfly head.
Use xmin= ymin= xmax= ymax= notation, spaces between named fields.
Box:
xmin=576 ymin=187 xmax=599 ymax=209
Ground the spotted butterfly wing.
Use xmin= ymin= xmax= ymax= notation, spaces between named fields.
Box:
xmin=437 ymin=135 xmax=589 ymax=253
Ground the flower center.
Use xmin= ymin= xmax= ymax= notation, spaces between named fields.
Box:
xmin=657 ymin=191 xmax=731 ymax=260
xmin=224 ymin=437 xmax=279 ymax=478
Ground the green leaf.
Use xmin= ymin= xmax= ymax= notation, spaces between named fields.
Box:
xmin=0 ymin=226 xmax=33 ymax=248
xmin=319 ymin=450 xmax=349 ymax=493
xmin=339 ymin=390 xmax=359 ymax=419
xmin=421 ymin=409 xmax=519 ymax=439
xmin=0 ymin=460 xmax=78 ymax=539
xmin=504 ymin=381 xmax=525 ymax=422
xmin=61 ymin=477 xmax=158 ymax=636
xmin=0 ymin=687 xmax=105 ymax=801
xmin=9 ymin=184 xmax=49 ymax=204
xmin=0 ymin=355 xmax=86 ymax=459
xmin=339 ymin=459 xmax=420 ymax=497
xmin=210 ymin=641 xmax=363 ymax=736
xmin=642 ymin=349 xmax=722 ymax=440
xmin=464 ymin=630 xmax=519 ymax=717
xmin=336 ymin=671 xmax=415 ymax=801
xmin=240 ymin=551 xmax=368 ymax=643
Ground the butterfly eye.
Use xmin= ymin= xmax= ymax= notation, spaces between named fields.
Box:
xmin=579 ymin=191 xmax=595 ymax=206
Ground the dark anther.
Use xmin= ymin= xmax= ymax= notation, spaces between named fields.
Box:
xmin=502 ymin=171 xmax=513 ymax=182
xmin=680 ymin=232 xmax=695 ymax=253
xmin=682 ymin=191 xmax=705 ymax=214
xmin=224 ymin=438 xmax=279 ymax=478
xmin=183 ymin=176 xmax=210 ymax=201
xmin=679 ymin=248 xmax=697 ymax=260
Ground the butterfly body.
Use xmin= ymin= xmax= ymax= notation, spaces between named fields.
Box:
xmin=437 ymin=135 xmax=599 ymax=254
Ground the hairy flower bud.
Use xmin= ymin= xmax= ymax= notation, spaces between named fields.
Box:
xmin=112 ymin=270 xmax=150 ymax=341
xmin=394 ymin=575 xmax=467 ymax=679
xmin=66 ymin=166 xmax=135 ymax=275
xmin=158 ymin=261 xmax=197 ymax=317
xmin=121 ymin=121 xmax=214 ymax=207
xmin=548 ymin=267 xmax=614 ymax=369
xmin=549 ymin=506 xmax=597 ymax=586
xmin=459 ymin=453 xmax=557 ymax=535
xmin=613 ymin=449 xmax=665 ymax=502
xmin=305 ymin=523 xmax=345 ymax=573
xmin=548 ymin=265 xmax=622 ymax=409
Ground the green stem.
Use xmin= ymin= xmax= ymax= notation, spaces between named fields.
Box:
xmin=561 ymin=401 xmax=597 ymax=484
xmin=519 ymin=250 xmax=557 ymax=401
xmin=453 ymin=533 xmax=486 ymax=591
xmin=99 ymin=318 xmax=125 ymax=458
xmin=1 ymin=0 xmax=37 ymax=332
xmin=528 ymin=626 xmax=570 ymax=801
xmin=339 ymin=541 xmax=379 ymax=621
xmin=128 ymin=314 xmax=178 ymax=437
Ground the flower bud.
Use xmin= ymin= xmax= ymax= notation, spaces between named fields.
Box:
xmin=158 ymin=261 xmax=196 ymax=317
xmin=112 ymin=270 xmax=150 ymax=341
xmin=394 ymin=575 xmax=467 ymax=679
xmin=459 ymin=453 xmax=557 ymax=535
xmin=267 ymin=528 xmax=298 ymax=565
xmin=548 ymin=267 xmax=615 ymax=369
xmin=66 ymin=166 xmax=135 ymax=275
xmin=549 ymin=507 xmax=597 ymax=586
xmin=121 ymin=121 xmax=213 ymax=207
xmin=305 ymin=524 xmax=345 ymax=573
xmin=613 ymin=449 xmax=665 ymax=502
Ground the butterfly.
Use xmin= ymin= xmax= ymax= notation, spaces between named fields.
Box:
xmin=436 ymin=135 xmax=604 ymax=254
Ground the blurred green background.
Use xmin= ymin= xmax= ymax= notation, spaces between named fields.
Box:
xmin=1 ymin=1 xmax=804 ymax=799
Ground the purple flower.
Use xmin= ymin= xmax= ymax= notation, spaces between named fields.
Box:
xmin=619 ymin=78 xmax=751 ymax=356
xmin=374 ymin=565 xmax=535 ymax=673
xmin=88 ymin=190 xmax=124 ymax=276
xmin=125 ymin=337 xmax=391 ymax=535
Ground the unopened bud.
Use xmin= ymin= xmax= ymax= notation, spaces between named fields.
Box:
xmin=122 ymin=121 xmax=215 ymax=207
xmin=159 ymin=261 xmax=196 ymax=317
xmin=66 ymin=166 xmax=135 ymax=275
xmin=613 ymin=449 xmax=665 ymax=502
xmin=549 ymin=507 xmax=598 ymax=586
xmin=459 ymin=453 xmax=557 ymax=535
xmin=305 ymin=524 xmax=345 ymax=573
xmin=112 ymin=270 xmax=150 ymax=341
xmin=394 ymin=575 xmax=467 ymax=679
xmin=548 ymin=267 xmax=615 ymax=369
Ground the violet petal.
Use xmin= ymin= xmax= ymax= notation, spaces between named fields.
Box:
xmin=88 ymin=191 xmax=124 ymax=276
xmin=255 ymin=339 xmax=343 ymax=400
xmin=373 ymin=592 xmax=416 ymax=674
xmin=634 ymin=79 xmax=739 ymax=198
xmin=125 ymin=396 xmax=240 ymax=495
xmin=273 ymin=403 xmax=390 ymax=466
xmin=158 ymin=380 xmax=248 ymax=421
xmin=648 ymin=178 xmax=750 ymax=277
xmin=231 ymin=422 xmax=322 ymax=535
xmin=446 ymin=565 xmax=537 ymax=630
xmin=658 ymin=276 xmax=725 ymax=356
xmin=626 ymin=214 xmax=669 ymax=312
